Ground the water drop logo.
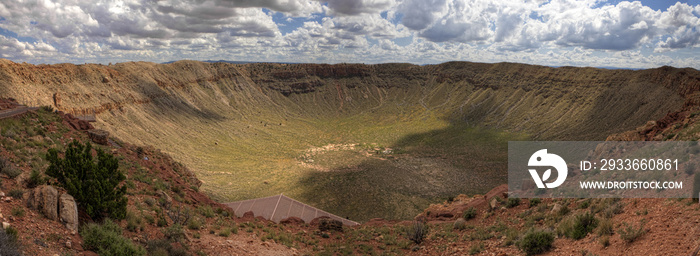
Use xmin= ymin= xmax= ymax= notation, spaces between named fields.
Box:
xmin=528 ymin=149 xmax=567 ymax=189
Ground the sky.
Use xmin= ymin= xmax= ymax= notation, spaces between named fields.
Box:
xmin=0 ymin=0 xmax=699 ymax=69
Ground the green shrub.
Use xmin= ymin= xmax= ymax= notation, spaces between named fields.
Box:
xmin=602 ymin=202 xmax=623 ymax=218
xmin=81 ymin=219 xmax=146 ymax=256
xmin=518 ymin=229 xmax=554 ymax=256
xmin=529 ymin=198 xmax=542 ymax=208
xmin=46 ymin=140 xmax=127 ymax=220
xmin=39 ymin=105 xmax=54 ymax=113
xmin=164 ymin=224 xmax=185 ymax=242
xmin=26 ymin=168 xmax=45 ymax=188
xmin=469 ymin=242 xmax=484 ymax=255
xmin=188 ymin=218 xmax=203 ymax=230
xmin=146 ymin=239 xmax=188 ymax=256
xmin=558 ymin=212 xmax=597 ymax=240
xmin=0 ymin=157 xmax=21 ymax=179
xmin=144 ymin=214 xmax=155 ymax=225
xmin=0 ymin=226 xmax=21 ymax=256
xmin=198 ymin=205 xmax=215 ymax=218
xmin=579 ymin=200 xmax=590 ymax=209
xmin=502 ymin=228 xmax=520 ymax=246
xmin=463 ymin=207 xmax=477 ymax=220
xmin=618 ymin=221 xmax=646 ymax=243
xmin=469 ymin=227 xmax=494 ymax=241
xmin=215 ymin=207 xmax=230 ymax=217
xmin=11 ymin=207 xmax=24 ymax=217
xmin=505 ymin=198 xmax=521 ymax=208
xmin=157 ymin=212 xmax=168 ymax=227
xmin=596 ymin=218 xmax=614 ymax=236
xmin=126 ymin=212 xmax=143 ymax=232
xmin=556 ymin=204 xmax=570 ymax=216
xmin=218 ymin=227 xmax=232 ymax=237
xmin=8 ymin=189 xmax=23 ymax=199
xmin=406 ymin=221 xmax=428 ymax=244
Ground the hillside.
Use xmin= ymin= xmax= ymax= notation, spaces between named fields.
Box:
xmin=1 ymin=60 xmax=698 ymax=221
xmin=4 ymin=108 xmax=700 ymax=255
xmin=0 ymin=106 xmax=296 ymax=255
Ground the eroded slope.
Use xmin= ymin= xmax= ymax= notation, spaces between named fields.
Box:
xmin=0 ymin=59 xmax=696 ymax=220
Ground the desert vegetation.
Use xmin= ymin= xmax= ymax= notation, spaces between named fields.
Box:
xmin=1 ymin=61 xmax=692 ymax=222
xmin=46 ymin=140 xmax=127 ymax=220
xmin=0 ymin=61 xmax=700 ymax=255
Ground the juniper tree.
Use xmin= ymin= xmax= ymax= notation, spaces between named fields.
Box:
xmin=46 ymin=140 xmax=127 ymax=220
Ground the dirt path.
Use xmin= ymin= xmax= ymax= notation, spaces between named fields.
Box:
xmin=0 ymin=105 xmax=39 ymax=119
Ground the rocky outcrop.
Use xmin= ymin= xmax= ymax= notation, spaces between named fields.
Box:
xmin=58 ymin=111 xmax=93 ymax=131
xmin=59 ymin=193 xmax=78 ymax=231
xmin=0 ymin=98 xmax=19 ymax=110
xmin=53 ymin=92 xmax=62 ymax=110
xmin=25 ymin=185 xmax=58 ymax=221
xmin=25 ymin=185 xmax=79 ymax=231
xmin=280 ymin=216 xmax=304 ymax=225
xmin=1 ymin=60 xmax=695 ymax=141
xmin=418 ymin=184 xmax=509 ymax=221
xmin=87 ymin=129 xmax=110 ymax=145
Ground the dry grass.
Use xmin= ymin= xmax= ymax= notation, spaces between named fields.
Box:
xmin=2 ymin=61 xmax=684 ymax=221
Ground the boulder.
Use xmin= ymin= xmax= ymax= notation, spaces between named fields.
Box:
xmin=280 ymin=216 xmax=304 ymax=225
xmin=87 ymin=129 xmax=110 ymax=145
xmin=58 ymin=112 xmax=93 ymax=131
xmin=242 ymin=211 xmax=255 ymax=220
xmin=489 ymin=198 xmax=499 ymax=210
xmin=26 ymin=185 xmax=58 ymax=220
xmin=2 ymin=222 xmax=9 ymax=229
xmin=59 ymin=193 xmax=79 ymax=231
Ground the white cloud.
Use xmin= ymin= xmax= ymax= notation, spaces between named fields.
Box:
xmin=217 ymin=0 xmax=322 ymax=17
xmin=325 ymin=0 xmax=395 ymax=16
xmin=0 ymin=0 xmax=698 ymax=68
xmin=0 ymin=35 xmax=56 ymax=59
xmin=543 ymin=1 xmax=659 ymax=50
xmin=655 ymin=2 xmax=700 ymax=51
xmin=331 ymin=14 xmax=410 ymax=39
xmin=398 ymin=0 xmax=449 ymax=31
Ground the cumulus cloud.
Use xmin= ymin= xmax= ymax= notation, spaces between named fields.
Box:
xmin=0 ymin=35 xmax=56 ymax=58
xmin=217 ymin=0 xmax=322 ymax=16
xmin=655 ymin=2 xmax=700 ymax=51
xmin=398 ymin=0 xmax=448 ymax=31
xmin=544 ymin=1 xmax=659 ymax=50
xmin=331 ymin=14 xmax=410 ymax=39
xmin=0 ymin=0 xmax=698 ymax=68
xmin=325 ymin=0 xmax=395 ymax=16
